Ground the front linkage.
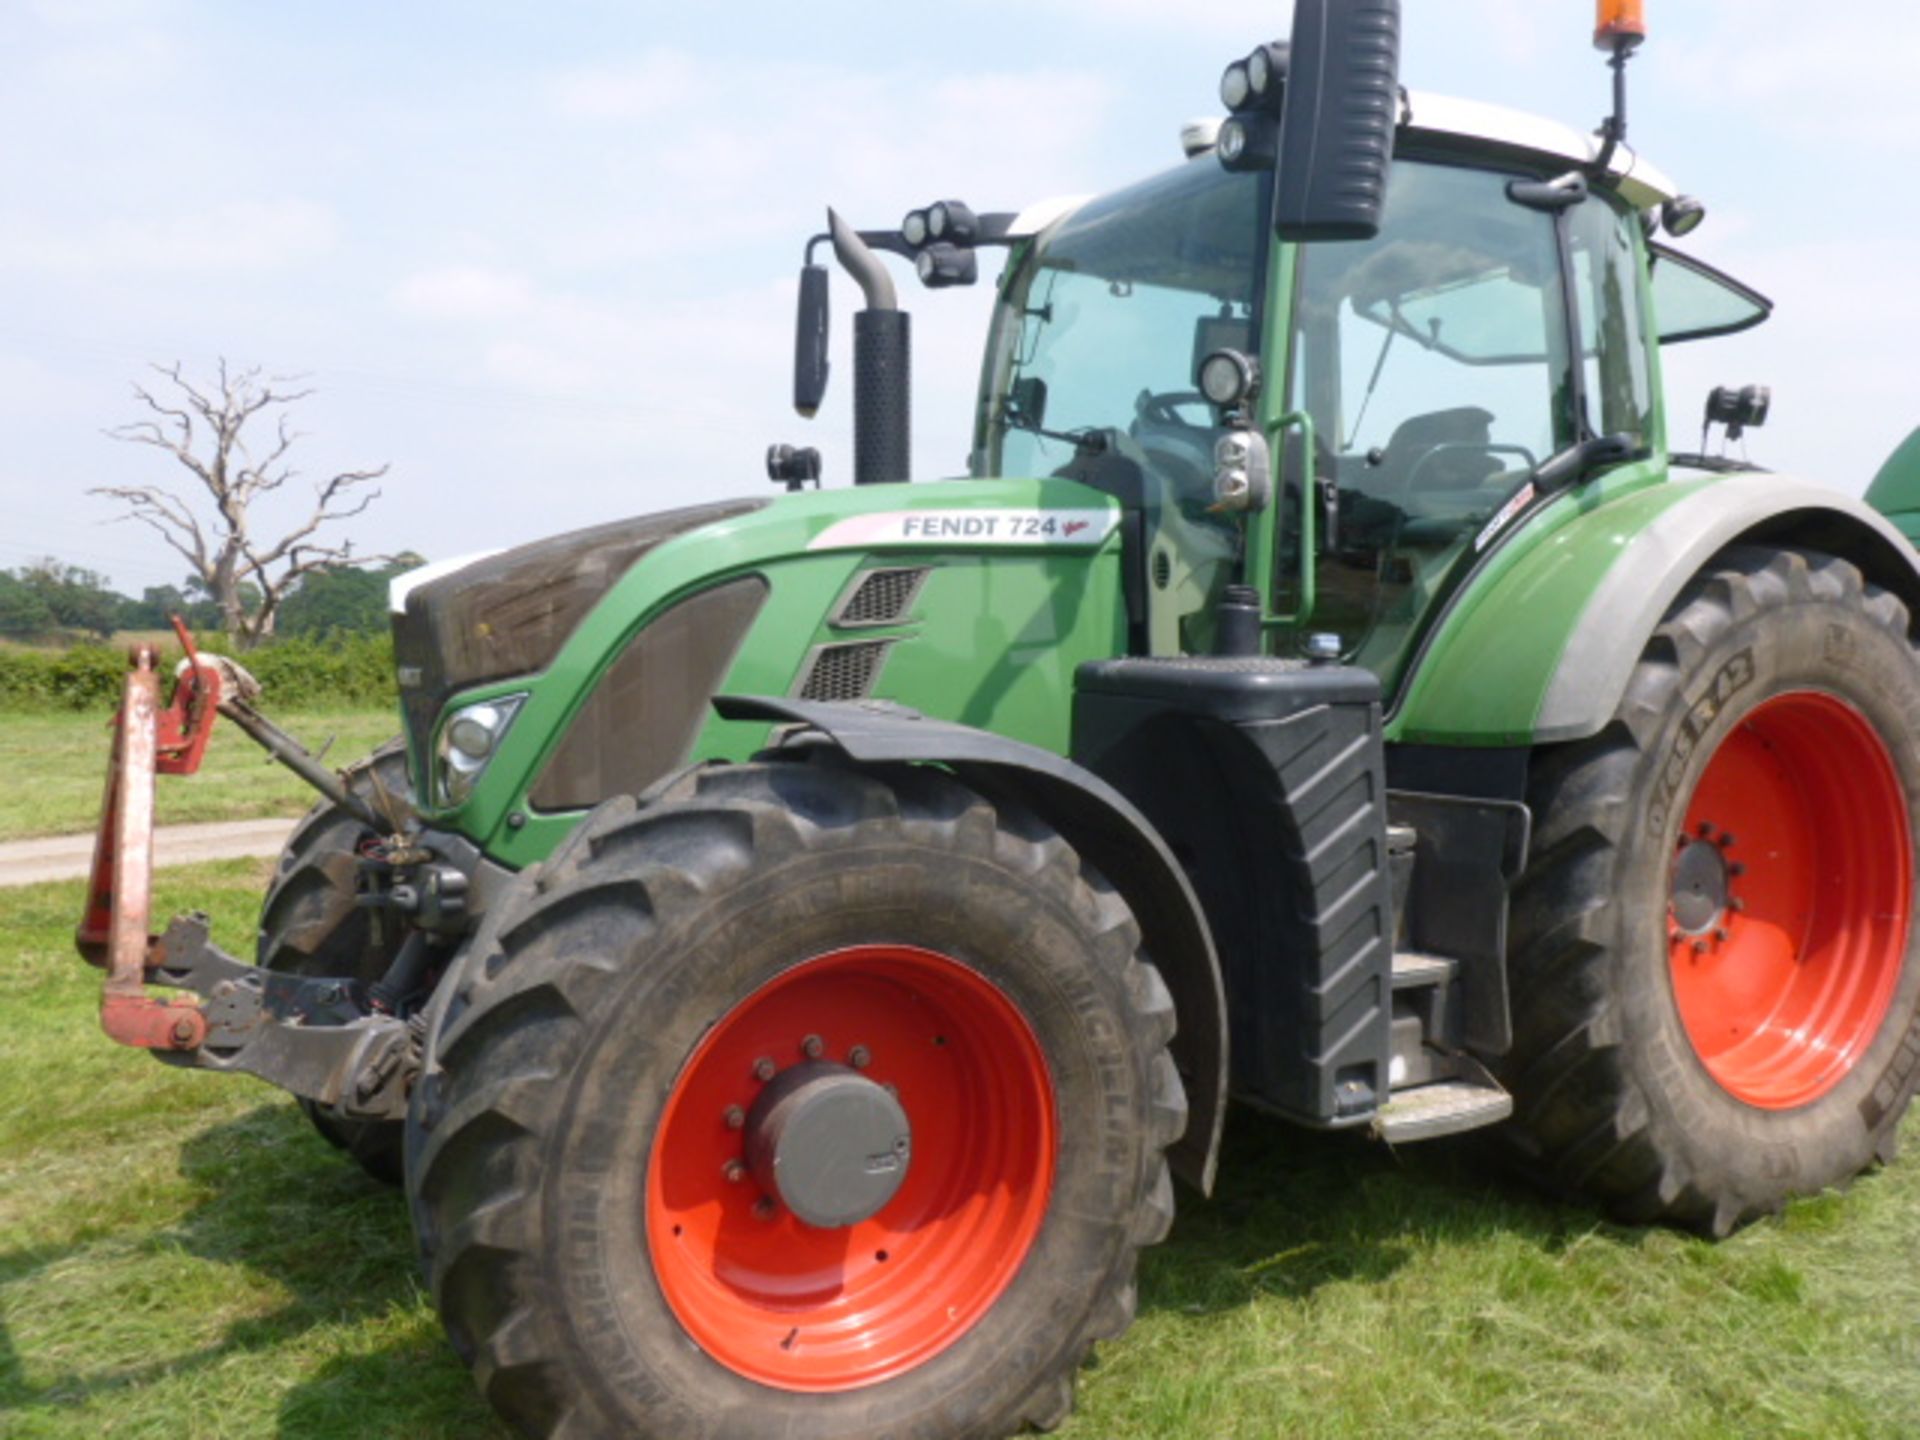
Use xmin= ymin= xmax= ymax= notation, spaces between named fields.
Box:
xmin=73 ymin=626 xmax=433 ymax=1125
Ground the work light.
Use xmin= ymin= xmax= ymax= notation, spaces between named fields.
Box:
xmin=927 ymin=200 xmax=978 ymax=244
xmin=1219 ymin=60 xmax=1252 ymax=112
xmin=915 ymin=243 xmax=977 ymax=289
xmin=901 ymin=209 xmax=930 ymax=247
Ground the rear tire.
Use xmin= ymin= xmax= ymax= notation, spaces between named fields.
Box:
xmin=1502 ymin=546 xmax=1920 ymax=1234
xmin=258 ymin=740 xmax=413 ymax=1185
xmin=406 ymin=757 xmax=1184 ymax=1440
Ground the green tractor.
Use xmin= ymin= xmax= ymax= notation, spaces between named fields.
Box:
xmin=75 ymin=2 xmax=1920 ymax=1435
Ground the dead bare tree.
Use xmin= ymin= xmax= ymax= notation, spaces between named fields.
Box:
xmin=96 ymin=360 xmax=391 ymax=650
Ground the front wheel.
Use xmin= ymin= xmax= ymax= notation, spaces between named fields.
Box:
xmin=406 ymin=758 xmax=1184 ymax=1439
xmin=1502 ymin=546 xmax=1920 ymax=1234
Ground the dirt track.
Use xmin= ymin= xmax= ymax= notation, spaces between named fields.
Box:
xmin=0 ymin=818 xmax=295 ymax=888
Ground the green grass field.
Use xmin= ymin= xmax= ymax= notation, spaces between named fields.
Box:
xmin=6 ymin=862 xmax=1920 ymax=1437
xmin=0 ymin=710 xmax=396 ymax=841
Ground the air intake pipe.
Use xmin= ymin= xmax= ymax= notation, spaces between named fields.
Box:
xmin=828 ymin=208 xmax=910 ymax=485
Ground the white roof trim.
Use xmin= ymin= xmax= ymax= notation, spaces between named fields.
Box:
xmin=1005 ymin=193 xmax=1093 ymax=239
xmin=1401 ymin=90 xmax=1679 ymax=207
xmin=388 ymin=549 xmax=504 ymax=614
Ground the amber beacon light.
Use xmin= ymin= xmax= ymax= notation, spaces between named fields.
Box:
xmin=1595 ymin=0 xmax=1648 ymax=50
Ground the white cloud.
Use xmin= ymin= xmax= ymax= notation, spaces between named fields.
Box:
xmin=0 ymin=198 xmax=339 ymax=277
xmin=393 ymin=266 xmax=535 ymax=322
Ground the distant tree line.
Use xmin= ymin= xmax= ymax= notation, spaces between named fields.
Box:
xmin=0 ymin=554 xmax=424 ymax=646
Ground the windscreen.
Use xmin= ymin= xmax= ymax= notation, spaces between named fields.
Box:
xmin=976 ymin=161 xmax=1267 ymax=653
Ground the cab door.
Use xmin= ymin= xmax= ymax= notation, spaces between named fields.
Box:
xmin=1268 ymin=156 xmax=1655 ymax=693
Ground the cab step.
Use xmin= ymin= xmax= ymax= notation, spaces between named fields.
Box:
xmin=1372 ymin=1078 xmax=1512 ymax=1143
xmin=1391 ymin=950 xmax=1457 ymax=990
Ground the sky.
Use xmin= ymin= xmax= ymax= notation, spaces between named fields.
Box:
xmin=2 ymin=0 xmax=1916 ymax=594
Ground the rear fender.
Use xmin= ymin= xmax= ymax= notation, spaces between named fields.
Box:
xmin=1392 ymin=472 xmax=1920 ymax=747
xmin=713 ymin=694 xmax=1229 ymax=1195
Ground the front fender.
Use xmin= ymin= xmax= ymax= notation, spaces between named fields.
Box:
xmin=1391 ymin=470 xmax=1920 ymax=747
xmin=714 ymin=694 xmax=1229 ymax=1196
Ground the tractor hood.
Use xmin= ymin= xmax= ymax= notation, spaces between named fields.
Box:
xmin=390 ymin=499 xmax=767 ymax=764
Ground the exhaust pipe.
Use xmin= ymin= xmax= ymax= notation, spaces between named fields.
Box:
xmin=827 ymin=208 xmax=910 ymax=485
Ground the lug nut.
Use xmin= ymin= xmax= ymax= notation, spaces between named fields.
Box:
xmin=723 ymin=1105 xmax=745 ymax=1130
xmin=1731 ymin=898 xmax=1746 ymax=912
xmin=1692 ymin=939 xmax=1708 ymax=954
xmin=1718 ymin=833 xmax=1736 ymax=848
xmin=754 ymin=1197 xmax=777 ymax=1220
xmin=723 ymin=1160 xmax=746 ymax=1184
xmin=848 ymin=1045 xmax=871 ymax=1070
xmin=801 ymin=1034 xmax=824 ymax=1060
xmin=1698 ymin=821 xmax=1714 ymax=837
xmin=1730 ymin=863 xmax=1746 ymax=877
xmin=753 ymin=1056 xmax=776 ymax=1082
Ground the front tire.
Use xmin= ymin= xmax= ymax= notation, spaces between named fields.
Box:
xmin=1502 ymin=546 xmax=1920 ymax=1234
xmin=258 ymin=740 xmax=413 ymax=1184
xmin=407 ymin=758 xmax=1184 ymax=1439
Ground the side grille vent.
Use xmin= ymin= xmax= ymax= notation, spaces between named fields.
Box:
xmin=797 ymin=640 xmax=892 ymax=702
xmin=832 ymin=567 xmax=930 ymax=628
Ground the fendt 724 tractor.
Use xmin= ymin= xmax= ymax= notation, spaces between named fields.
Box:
xmin=73 ymin=2 xmax=1920 ymax=1436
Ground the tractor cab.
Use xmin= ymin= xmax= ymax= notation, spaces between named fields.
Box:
xmin=971 ymin=90 xmax=1769 ymax=694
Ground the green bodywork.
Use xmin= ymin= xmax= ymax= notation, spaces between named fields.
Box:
xmin=419 ymin=477 xmax=1126 ymax=868
xmin=409 ymin=144 xmax=1917 ymax=863
xmin=1867 ymin=427 xmax=1920 ymax=544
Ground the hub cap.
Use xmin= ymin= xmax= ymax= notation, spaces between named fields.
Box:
xmin=1667 ymin=690 xmax=1912 ymax=1108
xmin=645 ymin=944 xmax=1056 ymax=1391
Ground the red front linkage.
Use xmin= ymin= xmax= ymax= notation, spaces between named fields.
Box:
xmin=75 ymin=618 xmax=223 ymax=1051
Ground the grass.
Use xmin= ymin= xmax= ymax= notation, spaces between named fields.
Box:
xmin=0 ymin=710 xmax=397 ymax=841
xmin=5 ymin=862 xmax=1920 ymax=1437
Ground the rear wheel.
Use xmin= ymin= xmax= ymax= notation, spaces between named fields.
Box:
xmin=1503 ymin=547 xmax=1920 ymax=1234
xmin=258 ymin=740 xmax=412 ymax=1184
xmin=406 ymin=758 xmax=1184 ymax=1439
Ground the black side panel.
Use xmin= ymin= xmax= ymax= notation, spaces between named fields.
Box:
xmin=1073 ymin=658 xmax=1393 ymax=1127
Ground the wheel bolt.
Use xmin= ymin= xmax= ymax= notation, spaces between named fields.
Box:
xmin=1692 ymin=939 xmax=1708 ymax=954
xmin=1718 ymin=833 xmax=1736 ymax=848
xmin=1698 ymin=821 xmax=1713 ymax=837
xmin=723 ymin=1105 xmax=745 ymax=1130
xmin=1730 ymin=863 xmax=1746 ymax=877
xmin=1731 ymin=898 xmax=1746 ymax=912
xmin=801 ymin=1034 xmax=824 ymax=1060
xmin=848 ymin=1045 xmax=871 ymax=1070
xmin=754 ymin=1196 xmax=777 ymax=1220
xmin=753 ymin=1056 xmax=776 ymax=1082
xmin=723 ymin=1160 xmax=746 ymax=1184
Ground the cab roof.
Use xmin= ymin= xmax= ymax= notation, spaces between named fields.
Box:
xmin=1403 ymin=89 xmax=1679 ymax=209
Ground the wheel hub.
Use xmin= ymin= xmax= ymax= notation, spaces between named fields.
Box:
xmin=745 ymin=1061 xmax=912 ymax=1228
xmin=1670 ymin=834 xmax=1731 ymax=935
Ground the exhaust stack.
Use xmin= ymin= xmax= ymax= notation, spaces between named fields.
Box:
xmin=828 ymin=208 xmax=911 ymax=485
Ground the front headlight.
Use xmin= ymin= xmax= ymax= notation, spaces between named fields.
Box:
xmin=435 ymin=694 xmax=526 ymax=806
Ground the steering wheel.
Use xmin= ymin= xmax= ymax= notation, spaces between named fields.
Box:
xmin=1134 ymin=389 xmax=1216 ymax=431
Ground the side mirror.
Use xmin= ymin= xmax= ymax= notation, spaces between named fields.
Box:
xmin=1274 ymin=0 xmax=1402 ymax=242
xmin=793 ymin=263 xmax=830 ymax=418
xmin=1008 ymin=375 xmax=1049 ymax=430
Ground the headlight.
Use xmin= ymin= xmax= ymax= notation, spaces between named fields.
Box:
xmin=435 ymin=694 xmax=525 ymax=806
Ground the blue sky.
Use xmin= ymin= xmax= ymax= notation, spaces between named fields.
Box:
xmin=3 ymin=0 xmax=1915 ymax=592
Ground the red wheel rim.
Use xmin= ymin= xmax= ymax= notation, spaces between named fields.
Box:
xmin=645 ymin=944 xmax=1056 ymax=1391
xmin=1668 ymin=690 xmax=1912 ymax=1108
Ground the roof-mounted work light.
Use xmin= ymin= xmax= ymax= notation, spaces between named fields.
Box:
xmin=915 ymin=243 xmax=977 ymax=289
xmin=927 ymin=200 xmax=977 ymax=244
xmin=1219 ymin=60 xmax=1253 ymax=112
xmin=1244 ymin=42 xmax=1288 ymax=105
xmin=900 ymin=208 xmax=931 ymax=248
